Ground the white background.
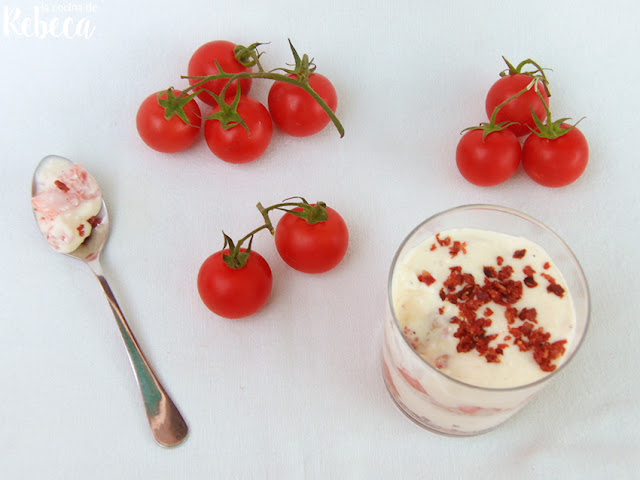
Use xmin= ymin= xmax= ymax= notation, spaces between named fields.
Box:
xmin=1 ymin=0 xmax=638 ymax=478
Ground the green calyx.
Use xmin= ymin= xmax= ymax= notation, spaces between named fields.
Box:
xmin=156 ymin=87 xmax=199 ymax=127
xmin=202 ymin=79 xmax=249 ymax=133
xmin=222 ymin=232 xmax=253 ymax=269
xmin=500 ymin=56 xmax=551 ymax=97
xmin=220 ymin=197 xmax=330 ymax=269
xmin=461 ymin=118 xmax=519 ymax=141
xmin=528 ymin=91 xmax=584 ymax=139
xmin=276 ymin=39 xmax=316 ymax=82
xmin=269 ymin=197 xmax=328 ymax=224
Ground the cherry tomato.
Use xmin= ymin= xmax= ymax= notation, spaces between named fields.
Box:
xmin=187 ymin=40 xmax=253 ymax=105
xmin=136 ymin=90 xmax=201 ymax=153
xmin=275 ymin=206 xmax=348 ymax=273
xmin=456 ymin=129 xmax=521 ymax=186
xmin=204 ymin=96 xmax=273 ymax=164
xmin=485 ymin=74 xmax=549 ymax=137
xmin=197 ymin=249 xmax=272 ymax=319
xmin=268 ymin=73 xmax=337 ymax=137
xmin=522 ymin=125 xmax=589 ymax=187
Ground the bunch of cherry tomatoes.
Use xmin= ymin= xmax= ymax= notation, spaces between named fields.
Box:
xmin=136 ymin=39 xmax=342 ymax=164
xmin=197 ymin=198 xmax=349 ymax=319
xmin=456 ymin=57 xmax=589 ymax=188
xmin=135 ymin=39 xmax=347 ymax=319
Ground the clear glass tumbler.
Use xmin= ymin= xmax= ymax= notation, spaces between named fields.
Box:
xmin=381 ymin=205 xmax=590 ymax=436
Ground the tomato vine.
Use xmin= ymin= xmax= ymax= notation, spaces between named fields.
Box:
xmin=221 ymin=197 xmax=330 ymax=269
xmin=499 ymin=56 xmax=551 ymax=97
xmin=161 ymin=40 xmax=344 ymax=137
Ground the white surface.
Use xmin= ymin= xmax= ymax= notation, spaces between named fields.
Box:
xmin=1 ymin=0 xmax=638 ymax=478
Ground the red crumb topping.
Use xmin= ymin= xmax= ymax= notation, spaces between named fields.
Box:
xmin=436 ymin=233 xmax=451 ymax=247
xmin=541 ymin=273 xmax=565 ymax=298
xmin=547 ymin=284 xmax=565 ymax=297
xmin=483 ymin=266 xmax=497 ymax=278
xmin=418 ymin=233 xmax=569 ymax=372
xmin=87 ymin=216 xmax=100 ymax=228
xmin=443 ymin=261 xmax=523 ymax=363
xmin=509 ymin=322 xmax=567 ymax=372
xmin=417 ymin=270 xmax=436 ymax=286
xmin=449 ymin=241 xmax=467 ymax=258
xmin=77 ymin=224 xmax=85 ymax=236
xmin=523 ymin=265 xmax=538 ymax=288
xmin=497 ymin=266 xmax=514 ymax=281
xmin=435 ymin=251 xmax=567 ymax=371
xmin=518 ymin=307 xmax=538 ymax=323
xmin=54 ymin=180 xmax=69 ymax=192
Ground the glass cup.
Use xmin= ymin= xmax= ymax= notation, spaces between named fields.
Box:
xmin=381 ymin=205 xmax=590 ymax=436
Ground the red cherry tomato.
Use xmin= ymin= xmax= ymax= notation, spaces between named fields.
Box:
xmin=197 ymin=249 xmax=272 ymax=319
xmin=522 ymin=125 xmax=589 ymax=187
xmin=485 ymin=74 xmax=549 ymax=137
xmin=456 ymin=129 xmax=521 ymax=186
xmin=187 ymin=40 xmax=253 ymax=105
xmin=268 ymin=73 xmax=337 ymax=137
xmin=136 ymin=90 xmax=201 ymax=153
xmin=275 ymin=206 xmax=348 ymax=273
xmin=203 ymin=96 xmax=273 ymax=164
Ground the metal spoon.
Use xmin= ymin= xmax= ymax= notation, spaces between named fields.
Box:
xmin=31 ymin=155 xmax=188 ymax=447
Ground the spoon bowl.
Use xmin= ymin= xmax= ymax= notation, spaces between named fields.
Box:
xmin=32 ymin=155 xmax=109 ymax=263
xmin=31 ymin=155 xmax=188 ymax=447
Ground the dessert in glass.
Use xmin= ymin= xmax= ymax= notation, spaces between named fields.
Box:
xmin=381 ymin=205 xmax=589 ymax=436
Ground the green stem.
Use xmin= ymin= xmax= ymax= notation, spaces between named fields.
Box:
xmin=229 ymin=200 xmax=315 ymax=252
xmin=256 ymin=202 xmax=275 ymax=235
xmin=182 ymin=71 xmax=344 ymax=137
xmin=488 ymin=78 xmax=537 ymax=125
xmin=260 ymin=201 xmax=311 ymax=214
xmin=234 ymin=223 xmax=272 ymax=252
xmin=234 ymin=199 xmax=319 ymax=249
xmin=515 ymin=58 xmax=550 ymax=96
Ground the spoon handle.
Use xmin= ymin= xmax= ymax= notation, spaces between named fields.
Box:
xmin=90 ymin=261 xmax=188 ymax=447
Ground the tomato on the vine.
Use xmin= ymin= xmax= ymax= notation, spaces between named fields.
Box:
xmin=268 ymin=73 xmax=337 ymax=137
xmin=188 ymin=40 xmax=253 ymax=105
xmin=522 ymin=124 xmax=589 ymax=187
xmin=485 ymin=74 xmax=549 ymax=137
xmin=197 ymin=248 xmax=272 ymax=319
xmin=136 ymin=90 xmax=201 ymax=153
xmin=275 ymin=205 xmax=348 ymax=273
xmin=485 ymin=58 xmax=550 ymax=138
xmin=456 ymin=129 xmax=521 ymax=187
xmin=204 ymin=96 xmax=273 ymax=164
